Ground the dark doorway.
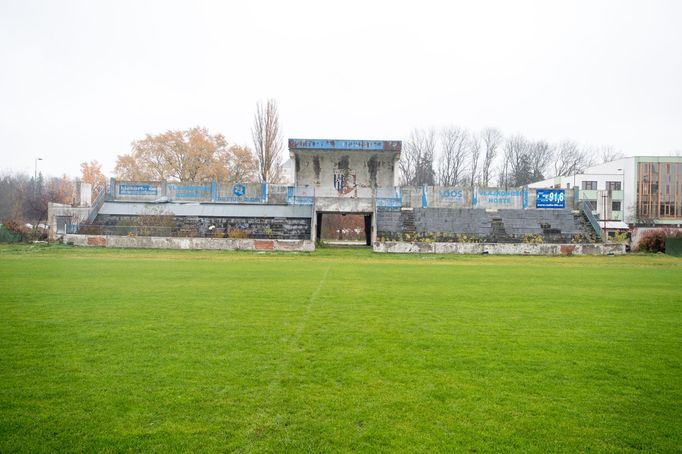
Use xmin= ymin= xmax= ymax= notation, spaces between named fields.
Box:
xmin=317 ymin=212 xmax=372 ymax=247
xmin=364 ymin=214 xmax=372 ymax=246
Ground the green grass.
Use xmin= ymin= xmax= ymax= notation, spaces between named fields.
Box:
xmin=1 ymin=245 xmax=681 ymax=452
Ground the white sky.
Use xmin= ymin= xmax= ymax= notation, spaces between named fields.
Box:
xmin=1 ymin=0 xmax=681 ymax=178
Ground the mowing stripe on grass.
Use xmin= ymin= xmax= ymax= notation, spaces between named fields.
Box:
xmin=246 ymin=265 xmax=331 ymax=442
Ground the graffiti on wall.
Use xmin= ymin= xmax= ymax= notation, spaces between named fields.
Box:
xmin=333 ymin=170 xmax=357 ymax=196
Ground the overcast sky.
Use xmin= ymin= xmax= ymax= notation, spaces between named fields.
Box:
xmin=1 ymin=0 xmax=681 ymax=178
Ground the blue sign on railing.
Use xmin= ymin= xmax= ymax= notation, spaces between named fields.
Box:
xmin=536 ymin=189 xmax=565 ymax=208
xmin=119 ymin=184 xmax=158 ymax=196
xmin=288 ymin=139 xmax=401 ymax=152
xmin=376 ymin=198 xmax=402 ymax=209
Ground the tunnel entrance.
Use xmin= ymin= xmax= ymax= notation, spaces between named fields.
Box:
xmin=316 ymin=212 xmax=372 ymax=247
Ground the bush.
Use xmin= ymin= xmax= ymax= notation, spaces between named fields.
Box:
xmin=609 ymin=231 xmax=629 ymax=244
xmin=0 ymin=222 xmax=24 ymax=243
xmin=636 ymin=229 xmax=682 ymax=253
xmin=228 ymin=228 xmax=249 ymax=239
xmin=522 ymin=233 xmax=544 ymax=244
xmin=24 ymin=227 xmax=48 ymax=242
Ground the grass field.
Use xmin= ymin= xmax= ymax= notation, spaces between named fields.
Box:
xmin=1 ymin=245 xmax=681 ymax=452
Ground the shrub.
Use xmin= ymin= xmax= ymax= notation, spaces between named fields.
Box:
xmin=609 ymin=231 xmax=629 ymax=244
xmin=572 ymin=233 xmax=585 ymax=243
xmin=523 ymin=233 xmax=544 ymax=244
xmin=3 ymin=221 xmax=26 ymax=241
xmin=0 ymin=221 xmax=24 ymax=243
xmin=228 ymin=228 xmax=249 ymax=239
xmin=636 ymin=229 xmax=682 ymax=253
xmin=637 ymin=230 xmax=666 ymax=253
xmin=24 ymin=227 xmax=48 ymax=242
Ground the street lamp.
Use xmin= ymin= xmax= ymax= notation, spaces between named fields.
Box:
xmin=34 ymin=157 xmax=43 ymax=182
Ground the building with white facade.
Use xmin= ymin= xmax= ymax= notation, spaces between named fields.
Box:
xmin=529 ymin=156 xmax=682 ymax=228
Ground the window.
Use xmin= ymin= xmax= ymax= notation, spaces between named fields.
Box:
xmin=587 ymin=200 xmax=598 ymax=210
xmin=637 ymin=162 xmax=682 ymax=220
xmin=606 ymin=181 xmax=621 ymax=190
xmin=612 ymin=201 xmax=621 ymax=211
xmin=582 ymin=180 xmax=597 ymax=190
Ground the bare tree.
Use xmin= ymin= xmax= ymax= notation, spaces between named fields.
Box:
xmin=437 ymin=126 xmax=469 ymax=186
xmin=400 ymin=129 xmax=436 ymax=186
xmin=599 ymin=145 xmax=625 ymax=164
xmin=480 ymin=128 xmax=502 ymax=187
xmin=252 ymin=99 xmax=283 ymax=183
xmin=529 ymin=140 xmax=552 ymax=182
xmin=468 ymin=132 xmax=481 ymax=188
xmin=553 ymin=141 xmax=595 ymax=177
xmin=499 ymin=135 xmax=533 ymax=188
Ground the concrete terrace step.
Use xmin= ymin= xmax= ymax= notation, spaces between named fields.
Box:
xmin=376 ymin=207 xmax=598 ymax=243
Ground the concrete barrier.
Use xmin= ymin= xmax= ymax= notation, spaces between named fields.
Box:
xmin=373 ymin=241 xmax=625 ymax=255
xmin=63 ymin=234 xmax=315 ymax=252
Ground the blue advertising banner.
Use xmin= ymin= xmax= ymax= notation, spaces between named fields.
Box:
xmin=536 ymin=189 xmax=565 ymax=208
xmin=288 ymin=139 xmax=401 ymax=152
xmin=119 ymin=184 xmax=158 ymax=196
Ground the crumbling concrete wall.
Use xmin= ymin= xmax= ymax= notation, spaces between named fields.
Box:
xmin=92 ymin=214 xmax=311 ymax=240
xmin=376 ymin=208 xmax=596 ymax=244
xmin=294 ymin=151 xmax=398 ymax=197
xmin=47 ymin=203 xmax=94 ymax=241
xmin=374 ymin=241 xmax=625 ymax=255
xmin=63 ymin=234 xmax=315 ymax=252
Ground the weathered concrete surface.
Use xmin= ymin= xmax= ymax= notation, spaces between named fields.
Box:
xmin=376 ymin=207 xmax=596 ymax=244
xmin=373 ymin=241 xmax=626 ymax=255
xmin=293 ymin=150 xmax=399 ymax=196
xmin=98 ymin=202 xmax=312 ymax=218
xmin=47 ymin=203 xmax=94 ymax=241
xmin=92 ymin=214 xmax=311 ymax=240
xmin=315 ymin=197 xmax=374 ymax=213
xmin=64 ymin=234 xmax=315 ymax=252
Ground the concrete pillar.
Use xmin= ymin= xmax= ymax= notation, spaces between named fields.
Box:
xmin=76 ymin=182 xmax=92 ymax=207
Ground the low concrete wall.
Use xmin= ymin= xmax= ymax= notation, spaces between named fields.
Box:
xmin=373 ymin=241 xmax=625 ymax=255
xmin=64 ymin=234 xmax=315 ymax=252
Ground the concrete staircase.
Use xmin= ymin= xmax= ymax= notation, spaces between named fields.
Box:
xmin=377 ymin=208 xmax=598 ymax=243
xmin=400 ymin=209 xmax=417 ymax=236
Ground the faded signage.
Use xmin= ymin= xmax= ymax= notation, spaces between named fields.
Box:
xmin=119 ymin=184 xmax=158 ymax=196
xmin=288 ymin=138 xmax=401 ymax=152
xmin=477 ymin=189 xmax=522 ymax=204
xmin=232 ymin=184 xmax=246 ymax=196
xmin=474 ymin=189 xmax=525 ymax=208
xmin=215 ymin=182 xmax=262 ymax=203
xmin=167 ymin=183 xmax=211 ymax=200
xmin=440 ymin=189 xmax=464 ymax=201
xmin=536 ymin=189 xmax=565 ymax=209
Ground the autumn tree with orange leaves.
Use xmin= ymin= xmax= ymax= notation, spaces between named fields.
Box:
xmin=80 ymin=160 xmax=107 ymax=189
xmin=114 ymin=127 xmax=258 ymax=183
